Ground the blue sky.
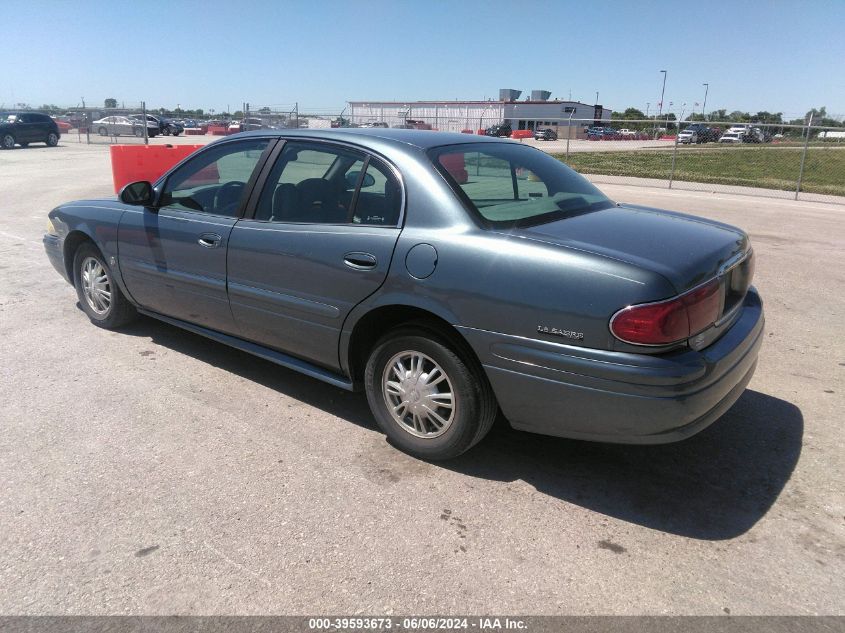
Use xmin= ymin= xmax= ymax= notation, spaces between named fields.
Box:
xmin=5 ymin=0 xmax=843 ymax=118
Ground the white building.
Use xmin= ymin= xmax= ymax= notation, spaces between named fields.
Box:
xmin=348 ymin=89 xmax=611 ymax=135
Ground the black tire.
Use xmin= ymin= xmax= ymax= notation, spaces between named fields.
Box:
xmin=46 ymin=132 xmax=59 ymax=146
xmin=161 ymin=127 xmax=171 ymax=136
xmin=1 ymin=133 xmax=15 ymax=149
xmin=134 ymin=128 xmax=144 ymax=138
xmin=364 ymin=328 xmax=497 ymax=460
xmin=98 ymin=127 xmax=108 ymax=136
xmin=72 ymin=242 xmax=137 ymax=329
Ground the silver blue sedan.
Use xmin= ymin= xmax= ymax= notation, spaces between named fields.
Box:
xmin=44 ymin=129 xmax=763 ymax=459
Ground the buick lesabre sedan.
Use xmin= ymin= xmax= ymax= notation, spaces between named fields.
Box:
xmin=44 ymin=129 xmax=763 ymax=460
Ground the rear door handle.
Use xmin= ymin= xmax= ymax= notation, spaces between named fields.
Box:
xmin=198 ymin=233 xmax=222 ymax=248
xmin=343 ymin=252 xmax=377 ymax=270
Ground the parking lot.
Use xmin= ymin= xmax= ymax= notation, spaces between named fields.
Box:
xmin=0 ymin=139 xmax=843 ymax=615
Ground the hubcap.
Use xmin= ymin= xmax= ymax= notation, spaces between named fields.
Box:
xmin=2 ymin=135 xmax=13 ymax=148
xmin=382 ymin=351 xmax=456 ymax=438
xmin=80 ymin=257 xmax=111 ymax=315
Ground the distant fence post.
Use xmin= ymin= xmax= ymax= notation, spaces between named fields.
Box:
xmin=668 ymin=123 xmax=680 ymax=188
xmin=795 ymin=114 xmax=813 ymax=201
xmin=142 ymin=101 xmax=148 ymax=145
xmin=565 ymin=111 xmax=574 ymax=163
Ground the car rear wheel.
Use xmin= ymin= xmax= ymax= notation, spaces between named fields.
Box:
xmin=98 ymin=127 xmax=108 ymax=136
xmin=72 ymin=243 xmax=137 ymax=329
xmin=1 ymin=133 xmax=15 ymax=149
xmin=364 ymin=329 xmax=497 ymax=460
xmin=161 ymin=127 xmax=171 ymax=136
xmin=46 ymin=132 xmax=59 ymax=146
xmin=134 ymin=128 xmax=144 ymax=138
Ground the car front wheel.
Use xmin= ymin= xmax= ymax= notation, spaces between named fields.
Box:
xmin=364 ymin=329 xmax=497 ymax=460
xmin=1 ymin=133 xmax=15 ymax=149
xmin=72 ymin=243 xmax=137 ymax=329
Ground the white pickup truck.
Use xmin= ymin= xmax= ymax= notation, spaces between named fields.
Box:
xmin=618 ymin=129 xmax=637 ymax=137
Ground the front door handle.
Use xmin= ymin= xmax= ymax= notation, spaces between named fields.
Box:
xmin=343 ymin=252 xmax=377 ymax=270
xmin=198 ymin=233 xmax=222 ymax=248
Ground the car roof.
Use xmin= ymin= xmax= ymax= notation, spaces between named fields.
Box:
xmin=232 ymin=127 xmax=515 ymax=151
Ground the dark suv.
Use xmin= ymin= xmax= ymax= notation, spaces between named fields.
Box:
xmin=1 ymin=112 xmax=61 ymax=149
xmin=485 ymin=123 xmax=512 ymax=137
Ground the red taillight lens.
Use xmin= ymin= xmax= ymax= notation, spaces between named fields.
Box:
xmin=610 ymin=279 xmax=721 ymax=346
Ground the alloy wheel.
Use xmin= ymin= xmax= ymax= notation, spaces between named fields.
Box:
xmin=381 ymin=351 xmax=456 ymax=438
xmin=80 ymin=257 xmax=111 ymax=315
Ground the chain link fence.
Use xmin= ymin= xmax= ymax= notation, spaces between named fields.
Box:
xmin=11 ymin=102 xmax=842 ymax=204
xmin=335 ymin=111 xmax=843 ymax=205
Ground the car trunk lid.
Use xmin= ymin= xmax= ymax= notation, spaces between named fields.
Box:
xmin=503 ymin=203 xmax=750 ymax=294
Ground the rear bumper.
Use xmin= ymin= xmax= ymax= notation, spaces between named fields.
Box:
xmin=459 ymin=288 xmax=764 ymax=444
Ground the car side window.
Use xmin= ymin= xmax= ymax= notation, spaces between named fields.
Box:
xmin=254 ymin=142 xmax=366 ymax=224
xmin=159 ymin=138 xmax=270 ymax=217
xmin=351 ymin=159 xmax=402 ymax=226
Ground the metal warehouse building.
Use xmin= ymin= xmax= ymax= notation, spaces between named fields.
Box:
xmin=348 ymin=89 xmax=612 ymax=135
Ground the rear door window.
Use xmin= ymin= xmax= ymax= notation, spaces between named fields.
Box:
xmin=253 ymin=142 xmax=401 ymax=226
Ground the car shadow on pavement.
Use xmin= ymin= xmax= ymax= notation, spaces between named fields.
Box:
xmin=120 ymin=314 xmax=802 ymax=541
xmin=442 ymin=390 xmax=803 ymax=540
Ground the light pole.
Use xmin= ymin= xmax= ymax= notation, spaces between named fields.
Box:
xmin=595 ymin=91 xmax=599 ymax=105
xmin=701 ymin=83 xmax=709 ymax=120
xmin=655 ymin=70 xmax=667 ymax=138
xmin=658 ymin=70 xmax=667 ymax=116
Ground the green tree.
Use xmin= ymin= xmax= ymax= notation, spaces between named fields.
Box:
xmin=104 ymin=98 xmax=117 ymax=108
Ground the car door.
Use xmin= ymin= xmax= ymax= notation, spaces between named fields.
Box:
xmin=118 ymin=137 xmax=275 ymax=333
xmin=227 ymin=140 xmax=403 ymax=369
xmin=15 ymin=114 xmax=38 ymax=143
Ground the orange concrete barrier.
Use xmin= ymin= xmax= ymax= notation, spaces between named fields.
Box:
xmin=109 ymin=144 xmax=205 ymax=193
xmin=510 ymin=130 xmax=534 ymax=139
xmin=438 ymin=152 xmax=468 ymax=184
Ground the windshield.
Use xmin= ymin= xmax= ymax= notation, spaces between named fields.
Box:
xmin=430 ymin=142 xmax=613 ymax=228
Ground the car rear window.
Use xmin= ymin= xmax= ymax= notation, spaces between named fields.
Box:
xmin=430 ymin=142 xmax=613 ymax=228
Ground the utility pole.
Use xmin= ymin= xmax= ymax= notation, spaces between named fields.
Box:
xmin=655 ymin=70 xmax=667 ymax=138
xmin=702 ymin=83 xmax=709 ymax=120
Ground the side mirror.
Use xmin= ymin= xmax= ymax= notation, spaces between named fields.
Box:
xmin=119 ymin=180 xmax=154 ymax=206
xmin=345 ymin=171 xmax=376 ymax=189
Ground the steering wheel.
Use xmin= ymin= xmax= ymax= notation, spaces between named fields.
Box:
xmin=213 ymin=181 xmax=246 ymax=215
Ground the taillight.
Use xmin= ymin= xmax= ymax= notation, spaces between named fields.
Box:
xmin=610 ymin=278 xmax=722 ymax=346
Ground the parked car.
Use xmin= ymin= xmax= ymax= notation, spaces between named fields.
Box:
xmin=52 ymin=117 xmax=72 ymax=133
xmin=681 ymin=123 xmax=720 ymax=143
xmin=0 ymin=112 xmax=61 ymax=149
xmin=485 ymin=123 xmax=512 ymax=137
xmin=587 ymin=127 xmax=618 ymax=140
xmin=92 ymin=116 xmax=148 ymax=137
xmin=129 ymin=114 xmax=183 ymax=136
xmin=617 ymin=129 xmax=636 ymax=138
xmin=246 ymin=118 xmax=264 ymax=130
xmin=533 ymin=128 xmax=558 ymax=141
xmin=677 ymin=129 xmax=698 ymax=144
xmin=718 ymin=131 xmax=743 ymax=144
xmin=43 ymin=129 xmax=763 ymax=460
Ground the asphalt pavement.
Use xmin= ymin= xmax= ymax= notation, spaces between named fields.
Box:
xmin=0 ymin=139 xmax=842 ymax=615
